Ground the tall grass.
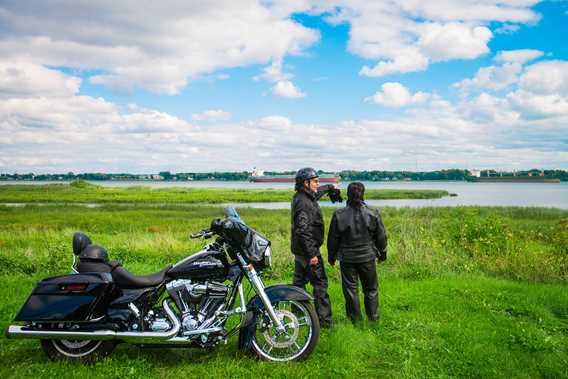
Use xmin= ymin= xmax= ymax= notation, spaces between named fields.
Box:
xmin=0 ymin=204 xmax=567 ymax=378
xmin=0 ymin=205 xmax=566 ymax=282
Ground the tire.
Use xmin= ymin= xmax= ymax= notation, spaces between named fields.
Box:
xmin=250 ymin=300 xmax=320 ymax=361
xmin=40 ymin=339 xmax=116 ymax=363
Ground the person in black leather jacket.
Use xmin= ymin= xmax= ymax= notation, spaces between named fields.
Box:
xmin=291 ymin=167 xmax=336 ymax=328
xmin=327 ymin=182 xmax=387 ymax=322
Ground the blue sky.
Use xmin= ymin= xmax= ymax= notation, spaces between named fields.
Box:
xmin=1 ymin=1 xmax=568 ymax=173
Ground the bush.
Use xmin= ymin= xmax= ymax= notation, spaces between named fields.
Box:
xmin=551 ymin=218 xmax=568 ymax=254
xmin=445 ymin=209 xmax=514 ymax=257
xmin=69 ymin=179 xmax=99 ymax=189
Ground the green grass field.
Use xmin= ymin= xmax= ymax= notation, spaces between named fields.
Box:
xmin=1 ymin=202 xmax=567 ymax=378
xmin=0 ymin=180 xmax=449 ymax=203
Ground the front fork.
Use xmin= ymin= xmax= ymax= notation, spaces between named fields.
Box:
xmin=237 ymin=254 xmax=286 ymax=333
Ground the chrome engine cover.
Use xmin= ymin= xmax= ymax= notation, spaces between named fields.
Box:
xmin=166 ymin=279 xmax=229 ymax=332
xmin=150 ymin=318 xmax=171 ymax=332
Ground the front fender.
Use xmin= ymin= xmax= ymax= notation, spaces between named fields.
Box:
xmin=247 ymin=284 xmax=313 ymax=310
xmin=238 ymin=284 xmax=313 ymax=351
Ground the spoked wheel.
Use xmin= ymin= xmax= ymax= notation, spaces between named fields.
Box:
xmin=251 ymin=300 xmax=320 ymax=361
xmin=40 ymin=339 xmax=116 ymax=363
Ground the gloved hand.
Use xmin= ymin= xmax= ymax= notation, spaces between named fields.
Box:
xmin=377 ymin=250 xmax=387 ymax=263
xmin=210 ymin=218 xmax=224 ymax=233
xmin=316 ymin=184 xmax=342 ymax=202
xmin=329 ymin=188 xmax=343 ymax=203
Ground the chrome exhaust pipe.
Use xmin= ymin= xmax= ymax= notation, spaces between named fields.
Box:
xmin=6 ymin=299 xmax=180 ymax=343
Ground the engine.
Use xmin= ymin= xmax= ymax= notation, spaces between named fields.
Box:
xmin=165 ymin=279 xmax=229 ymax=332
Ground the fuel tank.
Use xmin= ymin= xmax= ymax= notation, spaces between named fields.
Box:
xmin=167 ymin=249 xmax=228 ymax=281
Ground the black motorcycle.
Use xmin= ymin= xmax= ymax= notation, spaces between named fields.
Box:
xmin=6 ymin=207 xmax=320 ymax=362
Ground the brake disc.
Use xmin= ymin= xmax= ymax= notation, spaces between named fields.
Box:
xmin=262 ymin=309 xmax=299 ymax=349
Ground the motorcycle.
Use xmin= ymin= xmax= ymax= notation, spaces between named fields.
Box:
xmin=5 ymin=207 xmax=320 ymax=362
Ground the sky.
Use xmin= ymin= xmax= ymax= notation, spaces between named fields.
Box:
xmin=1 ymin=0 xmax=568 ymax=174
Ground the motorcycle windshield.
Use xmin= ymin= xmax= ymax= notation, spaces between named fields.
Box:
xmin=224 ymin=206 xmax=241 ymax=222
xmin=221 ymin=207 xmax=270 ymax=263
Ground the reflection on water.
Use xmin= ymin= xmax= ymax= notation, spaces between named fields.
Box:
xmin=2 ymin=181 xmax=567 ymax=209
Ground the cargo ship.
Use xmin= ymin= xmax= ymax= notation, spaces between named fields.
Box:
xmin=466 ymin=170 xmax=560 ymax=183
xmin=250 ymin=168 xmax=340 ymax=183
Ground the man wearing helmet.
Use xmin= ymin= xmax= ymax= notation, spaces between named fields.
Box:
xmin=290 ymin=167 xmax=338 ymax=328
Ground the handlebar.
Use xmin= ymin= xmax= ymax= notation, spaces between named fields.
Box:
xmin=190 ymin=228 xmax=214 ymax=239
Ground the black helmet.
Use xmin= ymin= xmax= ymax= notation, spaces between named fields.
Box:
xmin=295 ymin=167 xmax=319 ymax=182
xmin=79 ymin=245 xmax=109 ymax=262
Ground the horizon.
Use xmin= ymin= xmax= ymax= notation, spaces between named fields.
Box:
xmin=1 ymin=1 xmax=568 ymax=172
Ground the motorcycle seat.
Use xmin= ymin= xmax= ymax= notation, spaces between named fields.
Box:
xmin=111 ymin=265 xmax=172 ymax=289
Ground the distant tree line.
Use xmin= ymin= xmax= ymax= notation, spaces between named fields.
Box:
xmin=339 ymin=169 xmax=469 ymax=181
xmin=1 ymin=169 xmax=567 ymax=182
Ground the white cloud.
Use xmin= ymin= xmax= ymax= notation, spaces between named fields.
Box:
xmin=1 ymin=6 xmax=567 ymax=173
xmin=360 ymin=50 xmax=429 ymax=77
xmin=418 ymin=23 xmax=492 ymax=61
xmin=254 ymin=59 xmax=307 ymax=99
xmin=192 ymin=110 xmax=231 ymax=122
xmin=507 ymin=90 xmax=568 ymax=119
xmin=258 ymin=115 xmax=292 ymax=128
xmin=253 ymin=60 xmax=292 ymax=82
xmin=271 ymin=80 xmax=306 ymax=98
xmin=365 ymin=82 xmax=430 ymax=107
xmin=321 ymin=0 xmax=540 ymax=77
xmin=2 ymin=80 xmax=567 ymax=171
xmin=495 ymin=49 xmax=544 ymax=64
xmin=460 ymin=93 xmax=520 ymax=124
xmin=494 ymin=24 xmax=520 ymax=34
xmin=453 ymin=62 xmax=523 ymax=93
xmin=0 ymin=1 xmax=319 ymax=95
xmin=0 ymin=0 xmax=543 ymax=94
xmin=0 ymin=61 xmax=81 ymax=98
xmin=453 ymin=49 xmax=545 ymax=94
xmin=519 ymin=60 xmax=568 ymax=95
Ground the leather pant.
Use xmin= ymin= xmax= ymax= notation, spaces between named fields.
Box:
xmin=292 ymin=255 xmax=333 ymax=327
xmin=339 ymin=260 xmax=379 ymax=322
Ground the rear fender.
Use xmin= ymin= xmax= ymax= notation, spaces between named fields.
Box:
xmin=238 ymin=284 xmax=313 ymax=351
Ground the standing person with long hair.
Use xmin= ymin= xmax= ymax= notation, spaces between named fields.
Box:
xmin=327 ymin=182 xmax=387 ymax=322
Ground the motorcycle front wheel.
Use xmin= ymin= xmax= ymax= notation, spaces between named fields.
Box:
xmin=250 ymin=300 xmax=320 ymax=361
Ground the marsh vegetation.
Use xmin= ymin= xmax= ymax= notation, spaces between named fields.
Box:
xmin=0 ymin=192 xmax=567 ymax=377
xmin=0 ymin=180 xmax=449 ymax=204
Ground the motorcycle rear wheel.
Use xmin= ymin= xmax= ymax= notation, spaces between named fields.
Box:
xmin=40 ymin=339 xmax=116 ymax=363
xmin=250 ymin=300 xmax=319 ymax=361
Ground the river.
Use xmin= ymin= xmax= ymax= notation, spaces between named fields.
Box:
xmin=2 ymin=180 xmax=568 ymax=209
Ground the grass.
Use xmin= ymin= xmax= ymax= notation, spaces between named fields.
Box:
xmin=0 ymin=203 xmax=567 ymax=378
xmin=0 ymin=181 xmax=449 ymax=204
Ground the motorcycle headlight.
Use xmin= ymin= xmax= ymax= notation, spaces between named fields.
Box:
xmin=264 ymin=246 xmax=272 ymax=268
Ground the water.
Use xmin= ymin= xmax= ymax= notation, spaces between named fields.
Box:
xmin=2 ymin=180 xmax=567 ymax=209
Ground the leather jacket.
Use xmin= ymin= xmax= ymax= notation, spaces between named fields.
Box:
xmin=291 ymin=188 xmax=324 ymax=257
xmin=327 ymin=203 xmax=387 ymax=264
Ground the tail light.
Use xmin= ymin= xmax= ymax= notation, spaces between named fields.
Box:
xmin=61 ymin=283 xmax=88 ymax=292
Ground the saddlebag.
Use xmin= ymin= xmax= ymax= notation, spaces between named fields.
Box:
xmin=15 ymin=273 xmax=118 ymax=322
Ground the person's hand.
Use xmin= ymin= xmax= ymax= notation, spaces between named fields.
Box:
xmin=309 ymin=256 xmax=319 ymax=266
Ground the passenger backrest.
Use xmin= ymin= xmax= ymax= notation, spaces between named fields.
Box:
xmin=72 ymin=232 xmax=92 ymax=256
